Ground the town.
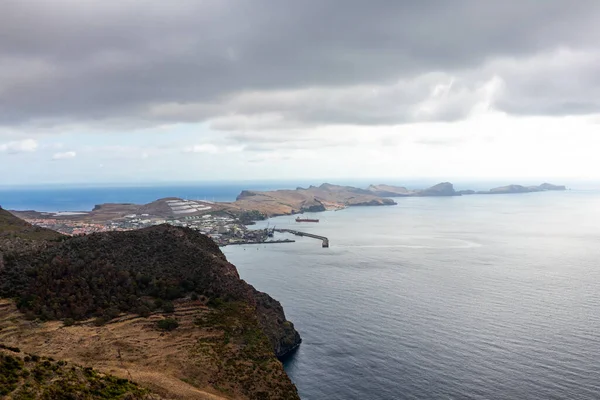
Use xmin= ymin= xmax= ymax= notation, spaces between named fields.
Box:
xmin=23 ymin=212 xmax=294 ymax=247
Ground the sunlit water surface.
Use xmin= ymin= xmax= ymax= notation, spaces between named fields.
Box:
xmin=223 ymin=191 xmax=600 ymax=399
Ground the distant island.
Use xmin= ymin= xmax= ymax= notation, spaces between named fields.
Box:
xmin=367 ymin=182 xmax=566 ymax=197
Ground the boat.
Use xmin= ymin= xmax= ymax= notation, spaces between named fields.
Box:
xmin=296 ymin=217 xmax=319 ymax=223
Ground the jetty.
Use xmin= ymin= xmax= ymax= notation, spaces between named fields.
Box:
xmin=275 ymin=229 xmax=329 ymax=248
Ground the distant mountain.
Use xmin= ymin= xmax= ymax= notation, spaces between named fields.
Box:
xmin=367 ymin=182 xmax=458 ymax=197
xmin=367 ymin=184 xmax=413 ymax=197
xmin=367 ymin=182 xmax=566 ymax=197
xmin=416 ymin=182 xmax=457 ymax=196
xmin=233 ymin=183 xmax=396 ymax=216
xmin=475 ymin=183 xmax=567 ymax=195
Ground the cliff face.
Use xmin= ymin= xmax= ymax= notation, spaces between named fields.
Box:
xmin=0 ymin=223 xmax=301 ymax=399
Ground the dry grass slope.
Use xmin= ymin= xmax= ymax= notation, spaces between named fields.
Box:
xmin=0 ymin=299 xmax=298 ymax=399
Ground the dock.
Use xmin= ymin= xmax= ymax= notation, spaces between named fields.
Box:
xmin=275 ymin=229 xmax=329 ymax=248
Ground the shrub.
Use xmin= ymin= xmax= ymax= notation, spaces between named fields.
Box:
xmin=162 ymin=301 xmax=174 ymax=313
xmin=137 ymin=305 xmax=151 ymax=318
xmin=157 ymin=318 xmax=179 ymax=331
xmin=153 ymin=299 xmax=163 ymax=309
xmin=63 ymin=318 xmax=75 ymax=327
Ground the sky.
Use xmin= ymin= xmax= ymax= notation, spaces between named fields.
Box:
xmin=1 ymin=0 xmax=600 ymax=186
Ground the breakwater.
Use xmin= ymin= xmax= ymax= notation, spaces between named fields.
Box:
xmin=221 ymin=239 xmax=295 ymax=246
xmin=275 ymin=229 xmax=329 ymax=247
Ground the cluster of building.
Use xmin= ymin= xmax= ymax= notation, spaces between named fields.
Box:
xmin=24 ymin=218 xmax=121 ymax=236
xmin=25 ymin=212 xmax=273 ymax=247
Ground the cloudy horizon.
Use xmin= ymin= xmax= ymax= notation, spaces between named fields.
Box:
xmin=2 ymin=1 xmax=600 ymax=185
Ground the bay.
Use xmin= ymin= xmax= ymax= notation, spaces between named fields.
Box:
xmin=223 ymin=190 xmax=600 ymax=399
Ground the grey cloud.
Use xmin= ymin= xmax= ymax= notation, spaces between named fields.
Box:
xmin=1 ymin=1 xmax=600 ymax=129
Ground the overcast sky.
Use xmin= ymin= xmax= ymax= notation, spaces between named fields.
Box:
xmin=2 ymin=0 xmax=600 ymax=185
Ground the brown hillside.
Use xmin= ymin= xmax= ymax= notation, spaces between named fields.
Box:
xmin=0 ymin=215 xmax=301 ymax=399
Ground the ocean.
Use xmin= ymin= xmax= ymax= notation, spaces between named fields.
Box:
xmin=223 ymin=190 xmax=600 ymax=399
xmin=3 ymin=184 xmax=600 ymax=399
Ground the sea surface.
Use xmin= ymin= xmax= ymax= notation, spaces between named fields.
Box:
xmin=223 ymin=190 xmax=600 ymax=399
xmin=0 ymin=182 xmax=302 ymax=212
xmin=4 ymin=183 xmax=600 ymax=399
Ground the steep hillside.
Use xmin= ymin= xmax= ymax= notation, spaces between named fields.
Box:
xmin=0 ymin=206 xmax=64 ymax=254
xmin=0 ymin=222 xmax=301 ymax=399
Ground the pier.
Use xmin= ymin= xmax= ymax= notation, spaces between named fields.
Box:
xmin=275 ymin=229 xmax=329 ymax=248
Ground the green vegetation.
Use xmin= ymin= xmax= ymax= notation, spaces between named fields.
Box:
xmin=0 ymin=351 xmax=151 ymax=399
xmin=192 ymin=301 xmax=299 ymax=399
xmin=0 ymin=225 xmax=252 ymax=322
xmin=0 ymin=208 xmax=65 ymax=255
xmin=157 ymin=318 xmax=179 ymax=331
xmin=0 ymin=216 xmax=301 ymax=399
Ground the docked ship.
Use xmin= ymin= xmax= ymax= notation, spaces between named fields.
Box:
xmin=295 ymin=217 xmax=319 ymax=223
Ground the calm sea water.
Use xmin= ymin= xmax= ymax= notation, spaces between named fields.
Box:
xmin=223 ymin=190 xmax=600 ymax=399
xmin=0 ymin=182 xmax=306 ymax=212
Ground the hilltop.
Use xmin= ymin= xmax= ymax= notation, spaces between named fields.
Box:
xmin=0 ymin=206 xmax=64 ymax=243
xmin=228 ymin=183 xmax=396 ymax=216
xmin=0 ymin=206 xmax=65 ymax=260
xmin=0 ymin=215 xmax=301 ymax=399
xmin=367 ymin=182 xmax=458 ymax=197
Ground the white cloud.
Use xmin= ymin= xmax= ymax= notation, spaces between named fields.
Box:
xmin=52 ymin=151 xmax=76 ymax=160
xmin=183 ymin=144 xmax=244 ymax=154
xmin=0 ymin=138 xmax=38 ymax=154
